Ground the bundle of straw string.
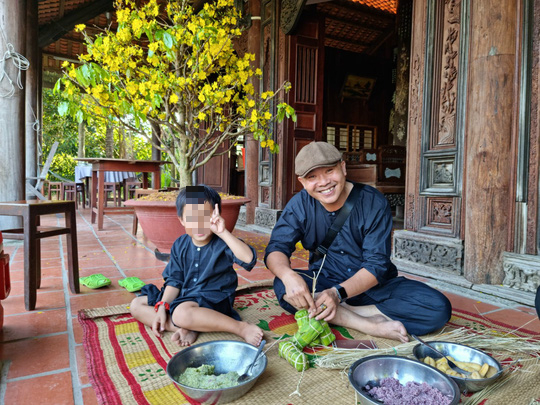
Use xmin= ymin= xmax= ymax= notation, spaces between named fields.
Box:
xmin=315 ymin=327 xmax=540 ymax=370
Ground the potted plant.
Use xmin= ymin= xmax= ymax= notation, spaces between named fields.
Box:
xmin=131 ymin=191 xmax=249 ymax=254
xmin=56 ymin=0 xmax=295 ymax=250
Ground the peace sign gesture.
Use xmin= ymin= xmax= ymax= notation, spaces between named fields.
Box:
xmin=209 ymin=203 xmax=225 ymax=235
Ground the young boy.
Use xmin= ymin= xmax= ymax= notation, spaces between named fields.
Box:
xmin=130 ymin=185 xmax=264 ymax=347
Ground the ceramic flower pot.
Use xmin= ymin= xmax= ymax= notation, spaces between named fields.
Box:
xmin=124 ymin=197 xmax=250 ymax=254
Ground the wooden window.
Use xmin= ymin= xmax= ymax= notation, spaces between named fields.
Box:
xmin=325 ymin=123 xmax=377 ymax=152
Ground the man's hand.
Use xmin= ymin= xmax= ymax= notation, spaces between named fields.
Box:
xmin=313 ymin=287 xmax=341 ymax=321
xmin=283 ymin=272 xmax=316 ymax=313
xmin=209 ymin=203 xmax=226 ymax=235
xmin=152 ymin=307 xmax=167 ymax=338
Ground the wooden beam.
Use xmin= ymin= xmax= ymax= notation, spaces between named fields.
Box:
xmin=325 ymin=14 xmax=390 ymax=33
xmin=38 ymin=0 xmax=114 ymax=48
xmin=325 ymin=34 xmax=370 ymax=48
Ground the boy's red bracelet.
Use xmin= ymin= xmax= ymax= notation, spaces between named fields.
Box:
xmin=154 ymin=301 xmax=170 ymax=312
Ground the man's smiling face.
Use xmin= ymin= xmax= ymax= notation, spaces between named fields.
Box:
xmin=298 ymin=161 xmax=348 ymax=211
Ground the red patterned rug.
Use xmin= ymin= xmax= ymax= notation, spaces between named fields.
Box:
xmin=79 ymin=287 xmax=540 ymax=405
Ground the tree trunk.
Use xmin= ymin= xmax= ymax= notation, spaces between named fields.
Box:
xmin=78 ymin=122 xmax=85 ymax=158
xmin=118 ymin=127 xmax=126 ymax=159
xmin=105 ymin=125 xmax=114 ymax=158
xmin=177 ymin=139 xmax=192 ymax=187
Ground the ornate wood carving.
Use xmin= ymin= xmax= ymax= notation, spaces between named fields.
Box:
xmin=526 ymin=0 xmax=540 ymax=254
xmin=433 ymin=161 xmax=454 ymax=184
xmin=280 ymin=0 xmax=306 ymax=35
xmin=261 ymin=186 xmax=270 ymax=205
xmin=435 ymin=0 xmax=460 ymax=147
xmin=393 ymin=232 xmax=463 ymax=274
xmin=409 ymin=54 xmax=421 ymax=127
xmin=429 ymin=199 xmax=453 ymax=225
xmin=503 ymin=253 xmax=540 ymax=292
xmin=255 ymin=206 xmax=282 ymax=228
xmin=406 ymin=193 xmax=416 ymax=229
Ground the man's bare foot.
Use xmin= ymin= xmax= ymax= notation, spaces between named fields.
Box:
xmin=171 ymin=328 xmax=199 ymax=346
xmin=238 ymin=322 xmax=264 ymax=346
xmin=365 ymin=315 xmax=409 ymax=343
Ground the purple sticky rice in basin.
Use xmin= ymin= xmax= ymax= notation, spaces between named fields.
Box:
xmin=365 ymin=377 xmax=452 ymax=405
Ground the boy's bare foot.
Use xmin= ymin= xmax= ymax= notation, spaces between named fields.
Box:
xmin=365 ymin=315 xmax=409 ymax=343
xmin=171 ymin=328 xmax=199 ymax=346
xmin=238 ymin=322 xmax=264 ymax=346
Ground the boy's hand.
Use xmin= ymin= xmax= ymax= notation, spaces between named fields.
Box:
xmin=152 ymin=308 xmax=167 ymax=338
xmin=210 ymin=203 xmax=226 ymax=235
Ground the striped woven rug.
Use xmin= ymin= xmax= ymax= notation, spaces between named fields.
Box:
xmin=79 ymin=286 xmax=540 ymax=405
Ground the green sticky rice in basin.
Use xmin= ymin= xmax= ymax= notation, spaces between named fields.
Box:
xmin=176 ymin=364 xmax=240 ymax=389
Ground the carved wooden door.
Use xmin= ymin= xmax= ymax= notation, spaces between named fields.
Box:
xmin=197 ymin=140 xmax=230 ymax=193
xmin=285 ymin=13 xmax=325 ymax=201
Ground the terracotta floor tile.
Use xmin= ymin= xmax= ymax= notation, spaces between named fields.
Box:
xmin=114 ymin=256 xmax=166 ymax=269
xmin=76 ymin=344 xmax=90 ymax=385
xmin=482 ymin=308 xmax=540 ymax=334
xmin=0 ymin=334 xmax=70 ymax=378
xmin=69 ymin=289 xmax=133 ymax=316
xmin=2 ymin=290 xmax=66 ymax=315
xmin=72 ymin=317 xmax=84 ymax=344
xmin=81 ymin=386 xmax=99 ymax=405
xmin=516 ymin=305 xmax=538 ymax=316
xmin=121 ymin=267 xmax=164 ymax=281
xmin=290 ymin=256 xmax=309 ymax=269
xmin=442 ymin=291 xmax=500 ymax=314
xmin=4 ymin=371 xmax=74 ymax=405
xmin=0 ymin=308 xmax=67 ymax=342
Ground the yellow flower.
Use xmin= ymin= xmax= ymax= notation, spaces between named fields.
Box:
xmin=198 ymin=93 xmax=205 ymax=102
xmin=170 ymin=93 xmax=179 ymax=104
xmin=75 ymin=24 xmax=86 ymax=32
xmin=247 ymin=99 xmax=255 ymax=108
xmin=198 ymin=111 xmax=206 ymax=120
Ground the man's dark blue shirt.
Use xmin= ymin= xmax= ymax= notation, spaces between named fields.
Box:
xmin=264 ymin=182 xmax=397 ymax=286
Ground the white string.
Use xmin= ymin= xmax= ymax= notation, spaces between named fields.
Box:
xmin=0 ymin=26 xmax=30 ymax=98
xmin=28 ymin=104 xmax=40 ymax=132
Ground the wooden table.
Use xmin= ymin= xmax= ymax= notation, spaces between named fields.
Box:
xmin=75 ymin=158 xmax=167 ymax=230
xmin=0 ymin=200 xmax=79 ymax=310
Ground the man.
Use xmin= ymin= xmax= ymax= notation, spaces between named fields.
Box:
xmin=265 ymin=142 xmax=452 ymax=342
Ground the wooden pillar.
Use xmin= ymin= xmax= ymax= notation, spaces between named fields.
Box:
xmin=245 ymin=0 xmax=261 ymax=223
xmin=0 ymin=0 xmax=27 ymax=229
xmin=464 ymin=0 xmax=518 ymax=283
xmin=25 ymin=0 xmax=38 ymax=199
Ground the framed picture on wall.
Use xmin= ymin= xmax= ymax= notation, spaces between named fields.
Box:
xmin=341 ymin=75 xmax=377 ymax=100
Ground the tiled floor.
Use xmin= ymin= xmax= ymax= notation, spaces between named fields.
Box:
xmin=0 ymin=207 xmax=539 ymax=404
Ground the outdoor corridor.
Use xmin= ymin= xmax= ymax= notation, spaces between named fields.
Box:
xmin=0 ymin=207 xmax=539 ymax=404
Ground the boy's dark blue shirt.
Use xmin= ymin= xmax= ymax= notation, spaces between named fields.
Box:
xmin=163 ymin=234 xmax=257 ymax=303
xmin=264 ymin=182 xmax=397 ymax=286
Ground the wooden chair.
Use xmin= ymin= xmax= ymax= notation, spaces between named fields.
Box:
xmin=26 ymin=142 xmax=59 ymax=200
xmin=104 ymin=182 xmax=122 ymax=207
xmin=45 ymin=181 xmax=63 ymax=200
xmin=62 ymin=182 xmax=86 ymax=209
xmin=123 ymin=176 xmax=143 ymax=201
xmin=0 ymin=200 xmax=79 ymax=311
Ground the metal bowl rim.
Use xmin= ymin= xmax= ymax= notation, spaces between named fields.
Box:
xmin=412 ymin=340 xmax=502 ymax=382
xmin=166 ymin=340 xmax=267 ymax=391
xmin=347 ymin=354 xmax=460 ymax=404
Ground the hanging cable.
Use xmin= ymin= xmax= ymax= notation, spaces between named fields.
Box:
xmin=0 ymin=25 xmax=30 ymax=98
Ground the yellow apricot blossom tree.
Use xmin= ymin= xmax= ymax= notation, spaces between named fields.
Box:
xmin=56 ymin=0 xmax=295 ymax=186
